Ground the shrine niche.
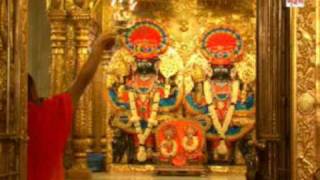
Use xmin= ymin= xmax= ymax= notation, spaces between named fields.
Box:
xmin=0 ymin=0 xmax=318 ymax=179
xmin=45 ymin=0 xmax=258 ymax=178
xmin=101 ymin=0 xmax=257 ymax=176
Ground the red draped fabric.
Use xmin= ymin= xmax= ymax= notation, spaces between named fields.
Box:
xmin=28 ymin=93 xmax=73 ymax=180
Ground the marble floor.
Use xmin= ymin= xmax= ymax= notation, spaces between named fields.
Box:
xmin=92 ymin=173 xmax=246 ymax=180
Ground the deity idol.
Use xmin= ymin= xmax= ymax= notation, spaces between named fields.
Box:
xmin=182 ymin=126 xmax=203 ymax=162
xmin=105 ymin=20 xmax=184 ymax=163
xmin=184 ymin=28 xmax=255 ymax=163
xmin=159 ymin=125 xmax=178 ymax=161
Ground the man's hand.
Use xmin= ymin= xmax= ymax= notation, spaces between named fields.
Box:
xmin=68 ymin=33 xmax=116 ymax=107
xmin=92 ymin=32 xmax=116 ymax=53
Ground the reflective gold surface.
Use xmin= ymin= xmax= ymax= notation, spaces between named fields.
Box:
xmin=0 ymin=0 xmax=28 ymax=179
xmin=108 ymin=164 xmax=246 ymax=176
xmin=91 ymin=172 xmax=246 ymax=180
xmin=291 ymin=0 xmax=320 ymax=179
xmin=47 ymin=1 xmax=99 ymax=179
xmin=317 ymin=0 xmax=320 ymax=170
xmin=42 ymin=0 xmax=320 ymax=179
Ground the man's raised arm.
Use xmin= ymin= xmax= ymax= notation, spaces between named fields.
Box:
xmin=68 ymin=33 xmax=115 ymax=106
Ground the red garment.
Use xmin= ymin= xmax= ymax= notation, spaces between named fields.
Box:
xmin=28 ymin=93 xmax=73 ymax=180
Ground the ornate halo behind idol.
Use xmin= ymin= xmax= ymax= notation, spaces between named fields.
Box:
xmin=200 ymin=27 xmax=244 ymax=66
xmin=124 ymin=19 xmax=169 ymax=60
xmin=185 ymin=126 xmax=197 ymax=136
xmin=163 ymin=125 xmax=177 ymax=139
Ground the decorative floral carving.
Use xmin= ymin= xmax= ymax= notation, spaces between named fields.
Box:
xmin=47 ymin=0 xmax=64 ymax=10
xmin=294 ymin=0 xmax=318 ymax=179
xmin=298 ymin=92 xmax=316 ymax=114
xmin=47 ymin=10 xmax=67 ymax=94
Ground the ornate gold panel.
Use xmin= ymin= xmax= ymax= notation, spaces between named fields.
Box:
xmin=291 ymin=0 xmax=320 ymax=179
xmin=108 ymin=164 xmax=246 ymax=176
xmin=0 ymin=0 xmax=28 ymax=179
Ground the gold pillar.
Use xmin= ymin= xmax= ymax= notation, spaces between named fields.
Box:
xmin=0 ymin=0 xmax=28 ymax=179
xmin=93 ymin=65 xmax=107 ymax=153
xmin=0 ymin=29 xmax=7 ymax=132
xmin=291 ymin=0 xmax=319 ymax=179
xmin=67 ymin=8 xmax=93 ymax=180
xmin=65 ymin=25 xmax=77 ymax=87
xmin=48 ymin=9 xmax=67 ymax=94
xmin=316 ymin=0 xmax=320 ymax=170
xmin=16 ymin=0 xmax=29 ymax=178
xmin=102 ymin=58 xmax=113 ymax=171
xmin=105 ymin=103 xmax=113 ymax=171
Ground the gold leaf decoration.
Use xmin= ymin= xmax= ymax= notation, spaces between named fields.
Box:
xmin=159 ymin=47 xmax=184 ymax=79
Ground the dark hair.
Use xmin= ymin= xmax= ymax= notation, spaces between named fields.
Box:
xmin=28 ymin=74 xmax=35 ymax=101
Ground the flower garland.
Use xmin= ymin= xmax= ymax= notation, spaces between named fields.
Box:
xmin=182 ymin=136 xmax=199 ymax=153
xmin=204 ymin=79 xmax=240 ymax=155
xmin=128 ymin=90 xmax=160 ymax=162
xmin=160 ymin=140 xmax=178 ymax=158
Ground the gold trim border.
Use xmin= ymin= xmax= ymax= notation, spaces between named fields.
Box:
xmin=291 ymin=0 xmax=319 ymax=179
xmin=109 ymin=164 xmax=246 ymax=175
xmin=316 ymin=0 xmax=320 ymax=169
xmin=290 ymin=7 xmax=298 ymax=180
xmin=208 ymin=165 xmax=247 ymax=175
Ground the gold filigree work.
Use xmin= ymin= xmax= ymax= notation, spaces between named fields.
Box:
xmin=109 ymin=164 xmax=247 ymax=175
xmin=292 ymin=0 xmax=319 ymax=179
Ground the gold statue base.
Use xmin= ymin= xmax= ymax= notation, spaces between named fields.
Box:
xmin=108 ymin=164 xmax=246 ymax=176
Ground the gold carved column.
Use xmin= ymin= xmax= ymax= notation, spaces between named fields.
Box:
xmin=291 ymin=0 xmax=320 ymax=179
xmin=0 ymin=0 xmax=28 ymax=179
xmin=47 ymin=8 xmax=67 ymax=94
xmin=101 ymin=1 xmax=113 ymax=171
xmin=67 ymin=7 xmax=93 ymax=179
xmin=102 ymin=58 xmax=113 ymax=171
xmin=0 ymin=1 xmax=7 ymax=129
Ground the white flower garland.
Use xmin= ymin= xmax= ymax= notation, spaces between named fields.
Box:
xmin=129 ymin=91 xmax=160 ymax=162
xmin=160 ymin=140 xmax=178 ymax=158
xmin=204 ymin=79 xmax=240 ymax=155
xmin=182 ymin=136 xmax=199 ymax=153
